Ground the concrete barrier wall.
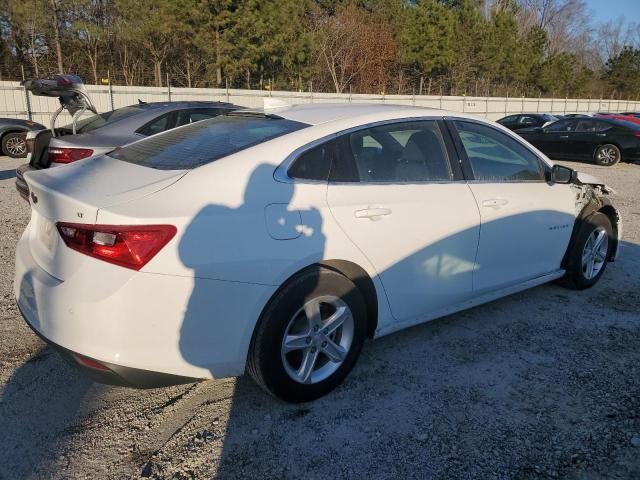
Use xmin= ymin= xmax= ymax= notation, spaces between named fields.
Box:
xmin=1 ymin=80 xmax=638 ymax=126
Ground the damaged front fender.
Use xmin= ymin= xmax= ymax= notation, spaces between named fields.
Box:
xmin=565 ymin=175 xmax=622 ymax=264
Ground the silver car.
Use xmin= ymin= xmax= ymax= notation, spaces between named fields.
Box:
xmin=16 ymin=100 xmax=237 ymax=200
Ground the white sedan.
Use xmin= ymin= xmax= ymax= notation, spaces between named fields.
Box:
xmin=14 ymin=103 xmax=621 ymax=402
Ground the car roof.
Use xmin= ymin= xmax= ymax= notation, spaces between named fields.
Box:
xmin=136 ymin=101 xmax=236 ymax=111
xmin=245 ymin=103 xmax=460 ymax=126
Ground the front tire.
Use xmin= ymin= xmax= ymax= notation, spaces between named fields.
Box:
xmin=560 ymin=213 xmax=613 ymax=290
xmin=593 ymin=144 xmax=621 ymax=166
xmin=2 ymin=132 xmax=27 ymax=158
xmin=247 ymin=267 xmax=367 ymax=403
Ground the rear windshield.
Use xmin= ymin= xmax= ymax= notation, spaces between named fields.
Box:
xmin=64 ymin=105 xmax=143 ymax=133
xmin=108 ymin=114 xmax=308 ymax=170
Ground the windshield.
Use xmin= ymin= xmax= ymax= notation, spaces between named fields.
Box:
xmin=108 ymin=114 xmax=309 ymax=170
xmin=63 ymin=105 xmax=143 ymax=133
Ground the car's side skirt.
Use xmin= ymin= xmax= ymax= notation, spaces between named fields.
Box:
xmin=374 ymin=269 xmax=566 ymax=338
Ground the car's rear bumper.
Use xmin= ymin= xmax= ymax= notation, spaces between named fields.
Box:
xmin=18 ymin=303 xmax=199 ymax=388
xmin=13 ymin=225 xmax=276 ymax=384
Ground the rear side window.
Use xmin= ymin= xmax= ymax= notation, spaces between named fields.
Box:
xmin=109 ymin=115 xmax=308 ymax=170
xmin=175 ymin=108 xmax=225 ymax=127
xmin=137 ymin=113 xmax=172 ymax=136
xmin=454 ymin=121 xmax=545 ymax=182
xmin=288 ymin=142 xmax=333 ymax=181
xmin=345 ymin=121 xmax=452 ymax=182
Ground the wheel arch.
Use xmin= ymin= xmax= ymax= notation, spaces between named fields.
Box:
xmin=254 ymin=260 xmax=379 ymax=345
xmin=562 ymin=192 xmax=620 ymax=268
xmin=597 ymin=203 xmax=620 ymax=260
xmin=318 ymin=259 xmax=378 ymax=338
xmin=0 ymin=127 xmax=28 ymax=141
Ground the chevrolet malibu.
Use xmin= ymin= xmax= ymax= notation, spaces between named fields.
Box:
xmin=14 ymin=104 xmax=621 ymax=402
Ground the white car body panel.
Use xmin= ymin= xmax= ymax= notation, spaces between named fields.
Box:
xmin=466 ymin=182 xmax=575 ymax=293
xmin=327 ymin=182 xmax=480 ymax=322
xmin=14 ymin=103 xmax=621 ymax=382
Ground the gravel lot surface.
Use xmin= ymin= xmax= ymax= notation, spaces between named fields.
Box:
xmin=1 ymin=155 xmax=639 ymax=480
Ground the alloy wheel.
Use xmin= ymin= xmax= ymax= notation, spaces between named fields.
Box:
xmin=5 ymin=136 xmax=26 ymax=156
xmin=281 ymin=295 xmax=354 ymax=384
xmin=581 ymin=227 xmax=608 ymax=280
xmin=596 ymin=146 xmax=618 ymax=165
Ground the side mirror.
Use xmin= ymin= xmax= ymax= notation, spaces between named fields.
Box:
xmin=549 ymin=164 xmax=575 ymax=184
xmin=534 ymin=127 xmax=544 ymax=133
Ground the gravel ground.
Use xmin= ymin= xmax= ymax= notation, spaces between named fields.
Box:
xmin=1 ymin=155 xmax=639 ymax=480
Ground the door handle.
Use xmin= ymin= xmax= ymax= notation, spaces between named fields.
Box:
xmin=354 ymin=207 xmax=392 ymax=220
xmin=596 ymin=133 xmax=606 ymax=137
xmin=559 ymin=135 xmax=569 ymax=138
xmin=482 ymin=198 xmax=509 ymax=208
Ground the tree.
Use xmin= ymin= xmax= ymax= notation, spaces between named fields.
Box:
xmin=604 ymin=47 xmax=640 ymax=97
xmin=115 ymin=0 xmax=176 ymax=86
xmin=73 ymin=0 xmax=113 ymax=84
xmin=312 ymin=3 xmax=397 ymax=94
xmin=397 ymin=0 xmax=455 ymax=78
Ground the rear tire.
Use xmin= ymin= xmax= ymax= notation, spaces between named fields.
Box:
xmin=593 ymin=144 xmax=621 ymax=166
xmin=247 ymin=266 xmax=367 ymax=403
xmin=2 ymin=132 xmax=27 ymax=158
xmin=560 ymin=213 xmax=613 ymax=290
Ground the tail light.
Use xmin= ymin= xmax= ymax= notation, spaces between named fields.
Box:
xmin=73 ymin=354 xmax=110 ymax=371
xmin=56 ymin=223 xmax=176 ymax=270
xmin=634 ymin=132 xmax=640 ymax=138
xmin=48 ymin=147 xmax=94 ymax=164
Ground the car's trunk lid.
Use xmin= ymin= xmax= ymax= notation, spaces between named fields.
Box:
xmin=23 ymin=155 xmax=186 ymax=279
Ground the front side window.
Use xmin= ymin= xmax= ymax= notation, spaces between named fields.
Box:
xmin=345 ymin=121 xmax=452 ymax=182
xmin=575 ymin=120 xmax=598 ymax=132
xmin=454 ymin=121 xmax=545 ymax=182
xmin=544 ymin=119 xmax=577 ymax=132
xmin=109 ymin=115 xmax=308 ymax=170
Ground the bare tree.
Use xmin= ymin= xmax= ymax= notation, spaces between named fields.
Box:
xmin=517 ymin=0 xmax=590 ymax=54
xmin=312 ymin=5 xmax=397 ymax=94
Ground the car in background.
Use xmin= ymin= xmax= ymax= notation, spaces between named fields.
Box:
xmin=16 ymin=101 xmax=238 ymax=200
xmin=14 ymin=103 xmax=621 ymax=402
xmin=0 ymin=118 xmax=45 ymax=158
xmin=600 ymin=114 xmax=640 ymax=125
xmin=515 ymin=116 xmax=640 ymax=166
xmin=496 ymin=113 xmax=558 ymax=131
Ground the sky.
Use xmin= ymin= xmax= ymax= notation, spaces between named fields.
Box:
xmin=585 ymin=0 xmax=640 ymax=24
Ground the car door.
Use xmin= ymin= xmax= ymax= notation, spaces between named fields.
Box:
xmin=569 ymin=119 xmax=603 ymax=158
xmin=540 ymin=119 xmax=578 ymax=158
xmin=450 ymin=119 xmax=576 ymax=294
xmin=326 ymin=119 xmax=481 ymax=322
